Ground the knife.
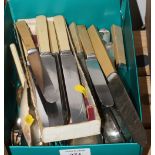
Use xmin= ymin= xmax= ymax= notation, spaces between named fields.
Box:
xmin=36 ymin=15 xmax=65 ymax=126
xmin=48 ymin=20 xmax=70 ymax=124
xmin=88 ymin=25 xmax=147 ymax=147
xmin=77 ymin=25 xmax=114 ymax=108
xmin=54 ymin=16 xmax=87 ymax=123
xmin=15 ymin=24 xmax=51 ymax=129
xmin=111 ymin=24 xmax=126 ymax=66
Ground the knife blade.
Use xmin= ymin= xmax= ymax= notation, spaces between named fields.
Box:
xmin=103 ymin=108 xmax=125 ymax=143
xmin=36 ymin=15 xmax=66 ymax=126
xmin=54 ymin=16 xmax=87 ymax=123
xmin=77 ymin=25 xmax=114 ymax=108
xmin=16 ymin=21 xmax=58 ymax=104
xmin=88 ymin=25 xmax=147 ymax=147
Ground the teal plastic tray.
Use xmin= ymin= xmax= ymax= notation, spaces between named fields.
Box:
xmin=4 ymin=0 xmax=143 ymax=154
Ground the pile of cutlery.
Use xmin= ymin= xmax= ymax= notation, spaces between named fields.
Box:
xmin=10 ymin=15 xmax=147 ymax=147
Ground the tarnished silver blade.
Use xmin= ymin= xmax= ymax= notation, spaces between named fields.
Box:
xmin=108 ymin=73 xmax=147 ymax=146
xmin=41 ymin=55 xmax=64 ymax=125
xmin=86 ymin=57 xmax=114 ymax=107
xmin=103 ymin=108 xmax=125 ymax=143
xmin=110 ymin=107 xmax=132 ymax=141
xmin=60 ymin=52 xmax=87 ymax=123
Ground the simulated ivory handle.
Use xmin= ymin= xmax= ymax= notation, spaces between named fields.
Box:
xmin=54 ymin=15 xmax=70 ymax=52
xmin=36 ymin=15 xmax=50 ymax=53
xmin=77 ymin=25 xmax=94 ymax=56
xmin=48 ymin=20 xmax=59 ymax=53
xmin=69 ymin=22 xmax=83 ymax=53
xmin=88 ymin=25 xmax=116 ymax=78
xmin=16 ymin=21 xmax=36 ymax=50
xmin=111 ymin=25 xmax=126 ymax=65
xmin=10 ymin=43 xmax=26 ymax=88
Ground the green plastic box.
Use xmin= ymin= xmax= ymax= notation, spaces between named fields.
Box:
xmin=4 ymin=0 xmax=143 ymax=154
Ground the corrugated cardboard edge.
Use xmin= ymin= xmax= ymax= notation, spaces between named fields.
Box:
xmin=16 ymin=17 xmax=101 ymax=143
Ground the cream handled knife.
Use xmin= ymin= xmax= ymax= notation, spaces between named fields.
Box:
xmin=78 ymin=25 xmax=114 ymax=107
xmin=48 ymin=20 xmax=70 ymax=124
xmin=36 ymin=15 xmax=65 ymax=125
xmin=54 ymin=16 xmax=87 ymax=123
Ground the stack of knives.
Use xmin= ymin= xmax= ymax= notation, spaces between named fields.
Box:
xmin=10 ymin=15 xmax=147 ymax=147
